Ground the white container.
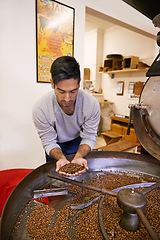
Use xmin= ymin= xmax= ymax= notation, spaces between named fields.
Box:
xmin=91 ymin=93 xmax=104 ymax=102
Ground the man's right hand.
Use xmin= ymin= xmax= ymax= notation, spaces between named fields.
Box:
xmin=50 ymin=148 xmax=70 ymax=175
xmin=56 ymin=158 xmax=70 ymax=175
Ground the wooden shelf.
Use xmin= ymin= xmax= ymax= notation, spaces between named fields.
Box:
xmin=99 ymin=68 xmax=149 ymax=74
xmin=99 ymin=101 xmax=114 ymax=104
xmin=98 ymin=140 xmax=140 ymax=152
xmin=111 ymin=116 xmax=132 ymax=124
xmin=110 ymin=116 xmax=139 ymax=143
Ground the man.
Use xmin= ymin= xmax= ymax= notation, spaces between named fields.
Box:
xmin=33 ymin=56 xmax=100 ymax=175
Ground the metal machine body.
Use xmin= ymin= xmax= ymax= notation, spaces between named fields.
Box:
xmin=122 ymin=0 xmax=160 ymax=20
xmin=0 ymin=151 xmax=160 ymax=239
xmin=133 ymin=76 xmax=160 ymax=160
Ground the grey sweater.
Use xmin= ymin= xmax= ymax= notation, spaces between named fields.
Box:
xmin=32 ymin=89 xmax=100 ymax=155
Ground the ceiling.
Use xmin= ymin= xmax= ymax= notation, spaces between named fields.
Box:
xmin=85 ymin=13 xmax=115 ymax=33
xmin=85 ymin=7 xmax=157 ymax=39
xmin=122 ymin=0 xmax=160 ymax=20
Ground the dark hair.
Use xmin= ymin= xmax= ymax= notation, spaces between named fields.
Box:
xmin=50 ymin=56 xmax=81 ymax=85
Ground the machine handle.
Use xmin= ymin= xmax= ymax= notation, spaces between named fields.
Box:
xmin=127 ymin=105 xmax=133 ymax=135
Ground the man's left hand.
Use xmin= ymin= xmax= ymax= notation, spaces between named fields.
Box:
xmin=71 ymin=158 xmax=88 ymax=176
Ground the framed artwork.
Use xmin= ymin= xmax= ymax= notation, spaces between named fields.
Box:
xmin=36 ymin=0 xmax=75 ymax=83
xmin=128 ymin=82 xmax=135 ymax=98
xmin=128 ymin=82 xmax=135 ymax=95
xmin=116 ymin=81 xmax=124 ymax=95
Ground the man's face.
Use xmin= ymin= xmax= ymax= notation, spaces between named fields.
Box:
xmin=51 ymin=78 xmax=80 ymax=112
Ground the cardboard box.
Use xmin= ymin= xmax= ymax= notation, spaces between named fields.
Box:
xmin=123 ymin=56 xmax=139 ymax=69
xmin=84 ymin=68 xmax=90 ymax=80
xmin=104 ymin=56 xmax=123 ymax=71
xmin=134 ymin=81 xmax=144 ymax=96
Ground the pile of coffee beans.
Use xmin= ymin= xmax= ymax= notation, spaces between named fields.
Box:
xmin=12 ymin=172 xmax=160 ymax=239
xmin=59 ymin=163 xmax=85 ymax=174
xmin=26 ymin=202 xmax=55 ymax=239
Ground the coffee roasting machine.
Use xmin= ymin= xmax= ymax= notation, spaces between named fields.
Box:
xmin=1 ymin=1 xmax=160 ymax=239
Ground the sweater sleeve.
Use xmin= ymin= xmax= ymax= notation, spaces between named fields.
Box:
xmin=80 ymin=95 xmax=100 ymax=150
xmin=32 ymin=101 xmax=60 ymax=156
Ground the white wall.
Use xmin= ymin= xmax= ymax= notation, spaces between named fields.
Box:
xmin=84 ymin=24 xmax=157 ymax=117
xmin=0 ymin=0 xmax=85 ymax=170
xmin=84 ymin=28 xmax=104 ymax=91
xmin=101 ymin=26 xmax=156 ymax=116
xmin=84 ymin=29 xmax=97 ymax=82
xmin=103 ymin=26 xmax=156 ymax=65
xmin=0 ymin=0 xmax=158 ymax=170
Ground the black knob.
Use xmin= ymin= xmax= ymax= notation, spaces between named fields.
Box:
xmin=157 ymin=31 xmax=160 ymax=47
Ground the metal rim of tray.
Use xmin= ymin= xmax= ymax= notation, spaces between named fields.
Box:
xmin=0 ymin=151 xmax=160 ymax=240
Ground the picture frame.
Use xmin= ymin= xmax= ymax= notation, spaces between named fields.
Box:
xmin=116 ymin=81 xmax=124 ymax=95
xmin=128 ymin=82 xmax=135 ymax=98
xmin=36 ymin=0 xmax=75 ymax=83
xmin=128 ymin=82 xmax=135 ymax=95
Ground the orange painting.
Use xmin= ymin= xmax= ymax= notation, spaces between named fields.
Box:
xmin=36 ymin=0 xmax=74 ymax=82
